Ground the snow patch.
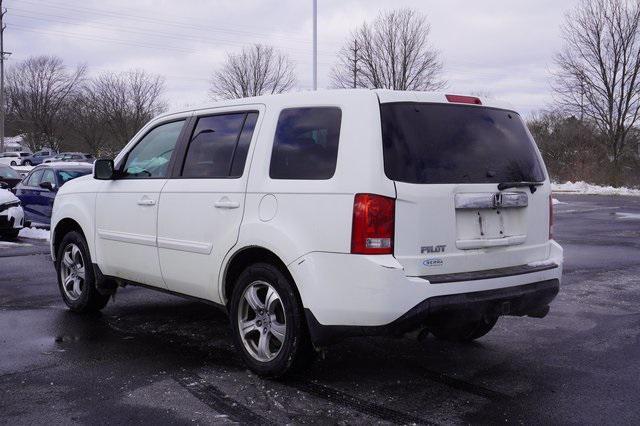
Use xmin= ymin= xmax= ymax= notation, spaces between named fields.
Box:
xmin=552 ymin=181 xmax=640 ymax=196
xmin=615 ymin=212 xmax=640 ymax=220
xmin=552 ymin=198 xmax=567 ymax=205
xmin=527 ymin=259 xmax=557 ymax=267
xmin=19 ymin=227 xmax=50 ymax=240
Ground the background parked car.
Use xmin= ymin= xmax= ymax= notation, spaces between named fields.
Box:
xmin=0 ymin=152 xmax=32 ymax=166
xmin=21 ymin=149 xmax=57 ymax=166
xmin=43 ymin=152 xmax=95 ymax=164
xmin=0 ymin=164 xmax=23 ymax=191
xmin=0 ymin=188 xmax=24 ymax=240
xmin=15 ymin=163 xmax=93 ymax=226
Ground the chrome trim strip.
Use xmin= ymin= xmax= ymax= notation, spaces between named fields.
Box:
xmin=455 ymin=192 xmax=528 ymax=209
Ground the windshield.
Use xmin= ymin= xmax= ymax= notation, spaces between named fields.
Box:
xmin=381 ymin=103 xmax=546 ymax=184
xmin=0 ymin=166 xmax=20 ymax=178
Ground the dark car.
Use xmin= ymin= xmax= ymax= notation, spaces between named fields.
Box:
xmin=43 ymin=152 xmax=95 ymax=164
xmin=0 ymin=164 xmax=22 ymax=191
xmin=21 ymin=149 xmax=57 ymax=166
xmin=15 ymin=163 xmax=93 ymax=226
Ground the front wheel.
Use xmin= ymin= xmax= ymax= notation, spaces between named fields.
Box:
xmin=55 ymin=231 xmax=110 ymax=313
xmin=428 ymin=316 xmax=498 ymax=342
xmin=229 ymin=263 xmax=312 ymax=378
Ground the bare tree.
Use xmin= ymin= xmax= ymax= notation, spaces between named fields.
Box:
xmin=210 ymin=44 xmax=296 ymax=99
xmin=90 ymin=70 xmax=166 ymax=155
xmin=554 ymin=0 xmax=640 ymax=178
xmin=6 ymin=55 xmax=86 ymax=151
xmin=330 ymin=37 xmax=362 ymax=89
xmin=65 ymin=87 xmax=107 ymax=156
xmin=331 ymin=8 xmax=445 ymax=91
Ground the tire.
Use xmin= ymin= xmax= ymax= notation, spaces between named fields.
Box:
xmin=229 ymin=262 xmax=312 ymax=378
xmin=428 ymin=316 xmax=498 ymax=342
xmin=23 ymin=160 xmax=32 ymax=166
xmin=55 ymin=231 xmax=110 ymax=313
xmin=10 ymin=161 xmax=16 ymax=166
xmin=1 ymin=229 xmax=19 ymax=240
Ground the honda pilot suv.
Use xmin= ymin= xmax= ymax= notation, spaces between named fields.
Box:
xmin=50 ymin=90 xmax=562 ymax=377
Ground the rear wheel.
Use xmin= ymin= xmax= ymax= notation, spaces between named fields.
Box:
xmin=428 ymin=316 xmax=498 ymax=342
xmin=10 ymin=161 xmax=16 ymax=166
xmin=55 ymin=231 xmax=110 ymax=313
xmin=229 ymin=262 xmax=312 ymax=378
xmin=23 ymin=160 xmax=32 ymax=166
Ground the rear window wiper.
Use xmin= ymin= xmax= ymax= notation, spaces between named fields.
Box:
xmin=497 ymin=181 xmax=543 ymax=193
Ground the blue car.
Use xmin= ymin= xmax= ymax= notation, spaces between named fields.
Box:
xmin=20 ymin=149 xmax=57 ymax=166
xmin=15 ymin=163 xmax=92 ymax=226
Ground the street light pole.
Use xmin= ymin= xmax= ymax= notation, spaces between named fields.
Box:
xmin=0 ymin=0 xmax=8 ymax=153
xmin=312 ymin=0 xmax=317 ymax=91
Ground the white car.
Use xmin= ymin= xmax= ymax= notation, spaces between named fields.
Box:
xmin=0 ymin=188 xmax=25 ymax=239
xmin=50 ymin=90 xmax=563 ymax=377
xmin=0 ymin=151 xmax=31 ymax=166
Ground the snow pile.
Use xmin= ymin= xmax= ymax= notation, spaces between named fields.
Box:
xmin=19 ymin=227 xmax=50 ymax=240
xmin=552 ymin=181 xmax=640 ymax=196
xmin=551 ymin=198 xmax=567 ymax=205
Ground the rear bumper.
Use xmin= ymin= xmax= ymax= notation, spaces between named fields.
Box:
xmin=305 ymin=279 xmax=559 ymax=345
xmin=289 ymin=240 xmax=563 ymax=345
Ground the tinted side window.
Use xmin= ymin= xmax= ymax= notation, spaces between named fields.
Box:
xmin=230 ymin=113 xmax=258 ymax=177
xmin=182 ymin=112 xmax=255 ymax=178
xmin=122 ymin=120 xmax=185 ymax=179
xmin=270 ymin=107 xmax=342 ymax=180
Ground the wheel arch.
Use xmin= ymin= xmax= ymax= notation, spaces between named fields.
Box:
xmin=221 ymin=245 xmax=301 ymax=308
xmin=52 ymin=218 xmax=87 ymax=261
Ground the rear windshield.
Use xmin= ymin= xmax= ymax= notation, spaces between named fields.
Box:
xmin=381 ymin=103 xmax=545 ymax=184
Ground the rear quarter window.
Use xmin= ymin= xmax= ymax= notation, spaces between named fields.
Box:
xmin=269 ymin=107 xmax=342 ymax=180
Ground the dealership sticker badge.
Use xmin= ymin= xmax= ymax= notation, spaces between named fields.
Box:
xmin=423 ymin=258 xmax=444 ymax=267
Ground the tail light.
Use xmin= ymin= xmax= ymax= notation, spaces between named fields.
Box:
xmin=549 ymin=195 xmax=554 ymax=240
xmin=445 ymin=94 xmax=482 ymax=105
xmin=351 ymin=194 xmax=395 ymax=255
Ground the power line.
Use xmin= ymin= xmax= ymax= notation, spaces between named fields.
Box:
xmin=8 ymin=24 xmax=335 ymax=67
xmin=8 ymin=11 xmax=338 ymax=57
xmin=17 ymin=0 xmax=343 ymax=46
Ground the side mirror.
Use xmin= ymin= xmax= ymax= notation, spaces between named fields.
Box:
xmin=94 ymin=159 xmax=115 ymax=180
xmin=39 ymin=181 xmax=55 ymax=191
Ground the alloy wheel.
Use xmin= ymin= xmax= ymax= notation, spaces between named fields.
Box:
xmin=237 ymin=280 xmax=287 ymax=362
xmin=60 ymin=243 xmax=86 ymax=301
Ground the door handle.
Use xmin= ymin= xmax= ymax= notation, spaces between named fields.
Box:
xmin=137 ymin=197 xmax=156 ymax=206
xmin=214 ymin=198 xmax=240 ymax=209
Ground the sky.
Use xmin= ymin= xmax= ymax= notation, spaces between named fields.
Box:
xmin=7 ymin=0 xmax=582 ymax=115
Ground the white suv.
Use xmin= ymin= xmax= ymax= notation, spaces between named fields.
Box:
xmin=50 ymin=90 xmax=563 ymax=377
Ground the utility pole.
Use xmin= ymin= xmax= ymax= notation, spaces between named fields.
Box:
xmin=312 ymin=0 xmax=317 ymax=90
xmin=0 ymin=0 xmax=10 ymax=153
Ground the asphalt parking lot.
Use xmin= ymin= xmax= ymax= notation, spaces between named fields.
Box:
xmin=1 ymin=194 xmax=639 ymax=424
